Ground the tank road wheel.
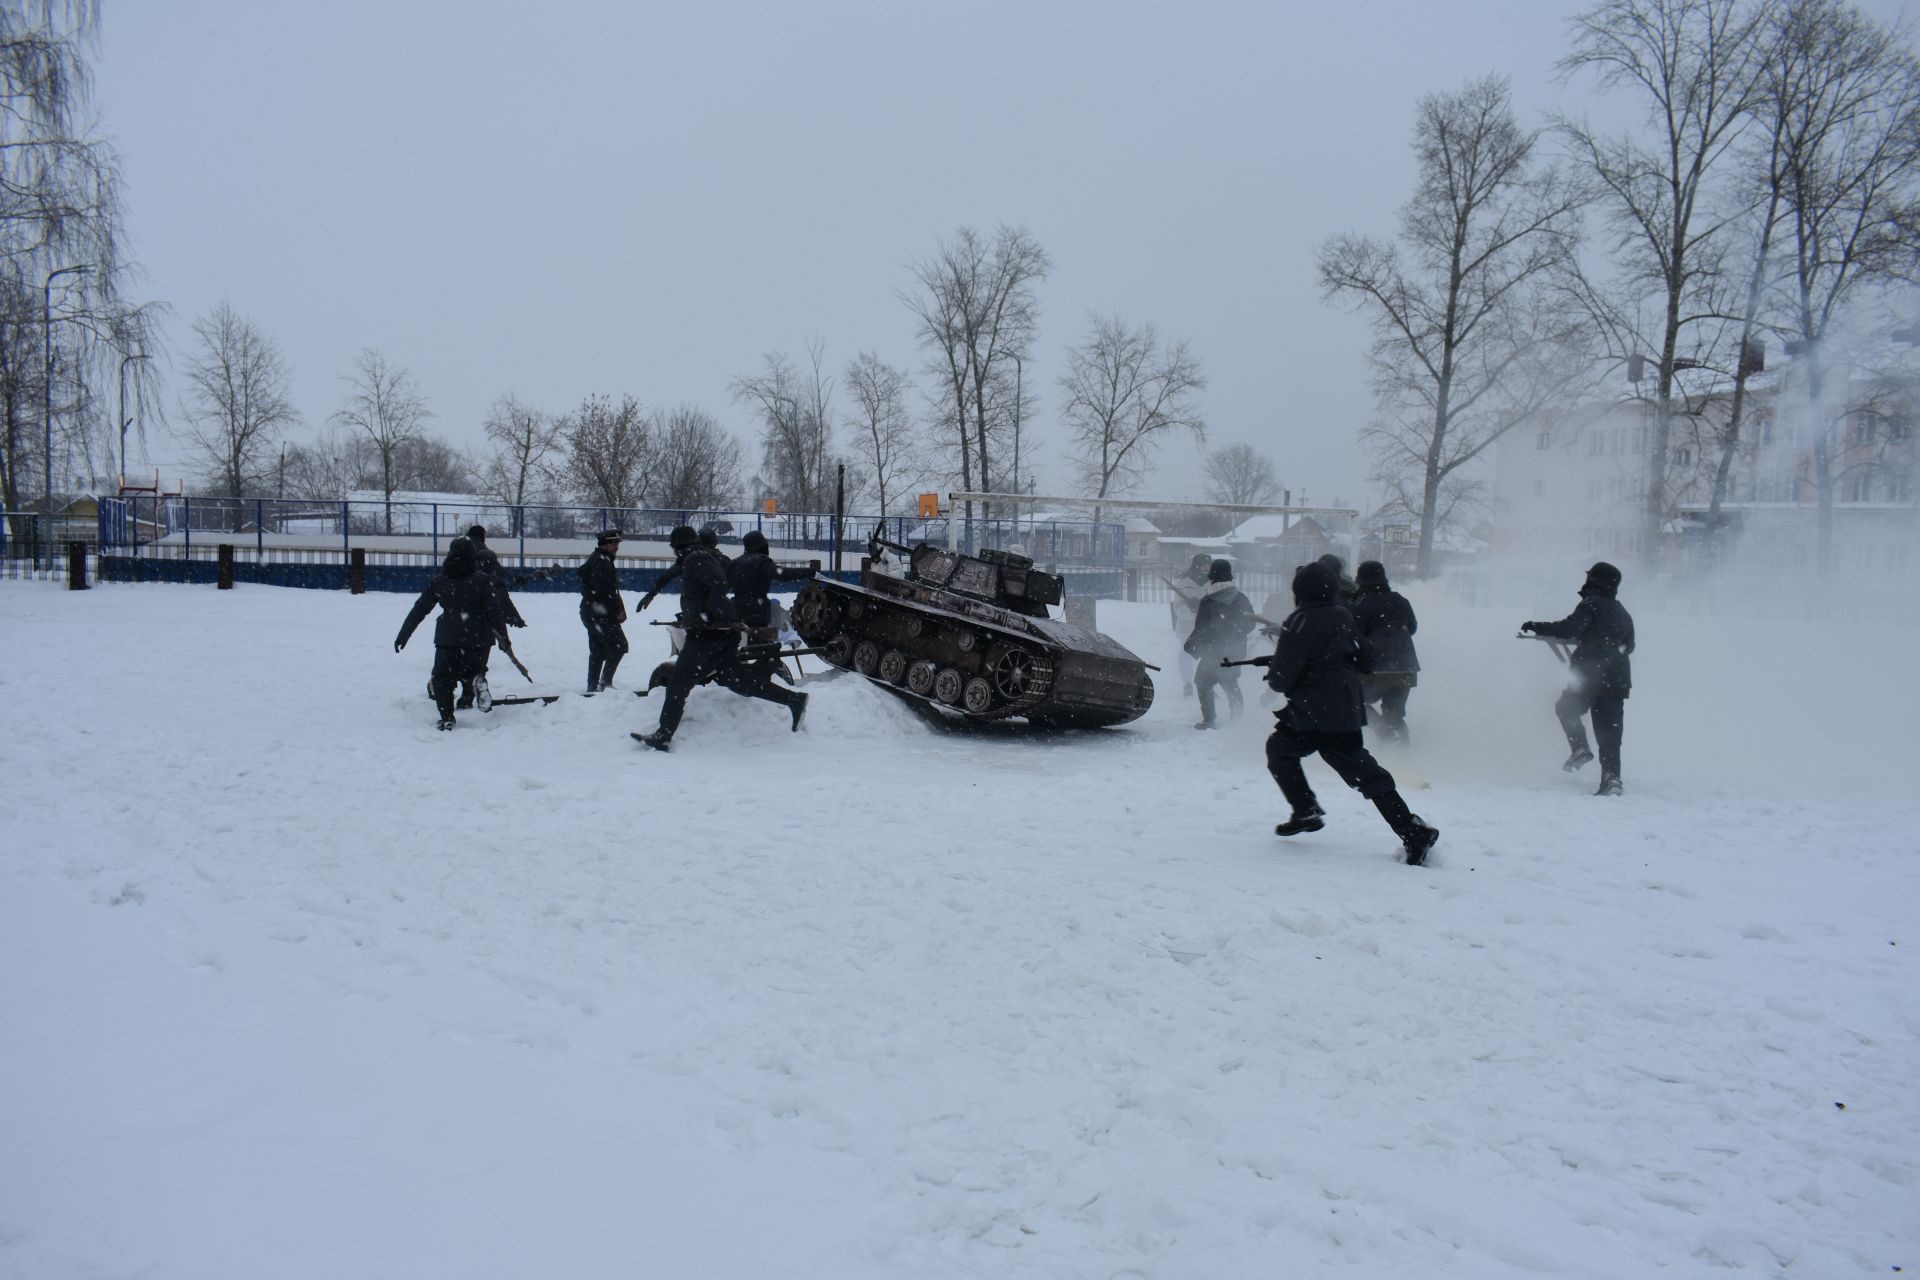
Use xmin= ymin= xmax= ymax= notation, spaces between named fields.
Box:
xmin=906 ymin=659 xmax=938 ymax=696
xmin=955 ymin=632 xmax=977 ymax=653
xmin=823 ymin=635 xmax=854 ymax=668
xmin=933 ymin=668 xmax=964 ymax=705
xmin=852 ymin=640 xmax=881 ymax=675
xmin=962 ymin=677 xmax=995 ymax=715
xmin=878 ymin=649 xmax=909 ymax=684
xmin=846 ymin=600 xmax=866 ymax=620
xmin=989 ymin=647 xmax=1040 ymax=702
xmin=904 ymin=617 xmax=925 ymax=637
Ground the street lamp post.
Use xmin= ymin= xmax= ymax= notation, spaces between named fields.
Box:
xmin=118 ymin=352 xmax=151 ymax=487
xmin=1005 ymin=349 xmax=1023 ymax=526
xmin=43 ymin=263 xmax=94 ymax=521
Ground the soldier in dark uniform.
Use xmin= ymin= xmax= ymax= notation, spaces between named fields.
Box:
xmin=729 ymin=529 xmax=817 ymax=630
xmin=1317 ymin=552 xmax=1360 ymax=605
xmin=699 ymin=523 xmax=731 ymax=568
xmin=394 ymin=537 xmax=507 ymax=731
xmin=1523 ymin=561 xmax=1635 ymax=796
xmin=634 ymin=525 xmax=808 ymax=751
xmin=1185 ymin=558 xmax=1255 ymax=728
xmin=458 ymin=524 xmax=527 ymax=708
xmin=578 ymin=528 xmax=628 ymax=693
xmin=1264 ymin=560 xmax=1439 ymax=865
xmin=1351 ymin=560 xmax=1419 ymax=744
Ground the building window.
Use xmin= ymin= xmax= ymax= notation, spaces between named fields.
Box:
xmin=1888 ymin=412 xmax=1912 ymax=441
xmin=1633 ymin=425 xmax=1650 ymax=454
xmin=1847 ymin=474 xmax=1873 ymax=502
xmin=1672 ymin=446 xmax=1692 ymax=466
xmin=1850 ymin=413 xmax=1876 ymax=446
xmin=1537 ymin=429 xmax=1552 ymax=450
xmin=1589 ymin=430 xmax=1605 ymax=456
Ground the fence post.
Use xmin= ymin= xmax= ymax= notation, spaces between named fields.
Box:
xmin=1126 ymin=567 xmax=1138 ymax=602
xmin=67 ymin=540 xmax=88 ymax=590
xmin=432 ymin=504 xmax=440 ymax=560
xmin=348 ymin=546 xmax=366 ymax=594
xmin=217 ymin=543 xmax=235 ymax=590
xmin=184 ymin=496 xmax=192 ymax=560
xmin=517 ymin=506 xmax=525 ymax=566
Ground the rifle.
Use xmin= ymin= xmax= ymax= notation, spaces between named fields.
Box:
xmin=1517 ymin=632 xmax=1571 ymax=664
xmin=1218 ymin=654 xmax=1275 ymax=669
xmin=496 ymin=631 xmax=533 ymax=682
xmin=1159 ymin=575 xmax=1202 ymax=610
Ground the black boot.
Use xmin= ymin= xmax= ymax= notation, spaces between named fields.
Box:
xmin=790 ymin=691 xmax=809 ymax=732
xmin=1595 ymin=773 xmax=1623 ymax=797
xmin=587 ymin=657 xmax=603 ymax=694
xmin=1401 ymin=820 xmax=1440 ymax=866
xmin=1563 ymin=746 xmax=1595 ymax=772
xmin=1275 ymin=804 xmax=1325 ymax=836
xmin=632 ymin=730 xmax=671 ymax=752
xmin=599 ymin=654 xmax=623 ymax=691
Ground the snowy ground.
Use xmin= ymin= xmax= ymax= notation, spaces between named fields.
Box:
xmin=2 ymin=577 xmax=1915 ymax=1279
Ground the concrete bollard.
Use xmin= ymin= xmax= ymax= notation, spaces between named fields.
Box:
xmin=67 ymin=541 xmax=88 ymax=590
xmin=348 ymin=546 xmax=366 ymax=594
xmin=217 ymin=543 xmax=235 ymax=590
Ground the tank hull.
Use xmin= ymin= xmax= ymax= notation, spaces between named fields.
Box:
xmin=789 ymin=570 xmax=1154 ymax=728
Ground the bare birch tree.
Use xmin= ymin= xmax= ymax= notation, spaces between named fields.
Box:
xmin=902 ymin=225 xmax=1049 ymax=516
xmin=1763 ymin=0 xmax=1920 ymax=569
xmin=731 ymin=342 xmax=834 ymax=510
xmin=651 ymin=403 xmax=742 ymax=510
xmin=1321 ymin=75 xmax=1590 ymax=576
xmin=331 ymin=347 xmax=431 ymax=533
xmin=1059 ymin=313 xmax=1207 ymax=519
xmin=480 ymin=392 xmax=565 ymax=507
xmin=842 ymin=350 xmax=921 ymax=515
xmin=179 ymin=302 xmax=299 ymax=500
xmin=560 ymin=393 xmax=651 ymax=511
xmin=1203 ymin=442 xmax=1281 ymax=507
xmin=1558 ymin=0 xmax=1773 ymax=564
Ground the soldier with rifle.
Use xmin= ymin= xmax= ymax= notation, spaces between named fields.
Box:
xmin=1185 ymin=558 xmax=1256 ymax=728
xmin=1350 ymin=559 xmax=1418 ymax=745
xmin=458 ymin=524 xmax=528 ymax=708
xmin=1164 ymin=552 xmax=1212 ymax=697
xmin=394 ymin=537 xmax=508 ymax=731
xmin=1226 ymin=559 xmax=1439 ymax=865
xmin=1520 ymin=561 xmax=1634 ymax=796
xmin=633 ymin=525 xmax=808 ymax=752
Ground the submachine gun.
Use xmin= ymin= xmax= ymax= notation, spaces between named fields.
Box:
xmin=1516 ymin=631 xmax=1572 ymax=664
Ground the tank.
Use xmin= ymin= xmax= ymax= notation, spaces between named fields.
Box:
xmin=787 ymin=530 xmax=1155 ymax=728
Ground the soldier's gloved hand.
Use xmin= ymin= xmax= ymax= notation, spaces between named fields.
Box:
xmin=509 ymin=618 xmax=527 ymax=628
xmin=394 ymin=638 xmax=406 ymax=652
xmin=1520 ymin=621 xmax=1538 ymax=634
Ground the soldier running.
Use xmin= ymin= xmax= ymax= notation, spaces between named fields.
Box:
xmin=1522 ymin=561 xmax=1635 ymax=796
xmin=633 ymin=525 xmax=807 ymax=752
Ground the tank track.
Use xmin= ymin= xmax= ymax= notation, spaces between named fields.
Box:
xmin=791 ymin=586 xmax=1056 ymax=721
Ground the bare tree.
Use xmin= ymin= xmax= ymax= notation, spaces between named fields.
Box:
xmin=392 ymin=432 xmax=472 ymax=493
xmin=842 ymin=350 xmax=922 ymax=515
xmin=902 ymin=225 xmax=1049 ymax=516
xmin=2 ymin=0 xmax=159 ymax=517
xmin=1559 ymin=0 xmax=1773 ymax=564
xmin=280 ymin=427 xmax=358 ymax=501
xmin=651 ymin=403 xmax=742 ymax=510
xmin=731 ymin=343 xmax=834 ymax=510
xmin=480 ymin=392 xmax=565 ymax=507
xmin=1059 ymin=313 xmax=1207 ymax=519
xmin=178 ymin=302 xmax=299 ymax=501
xmin=1322 ymin=75 xmax=1590 ymax=577
xmin=1762 ymin=0 xmax=1920 ymax=569
xmin=1203 ymin=442 xmax=1281 ymax=507
xmin=331 ymin=347 xmax=431 ymax=532
xmin=560 ymin=393 xmax=651 ymax=510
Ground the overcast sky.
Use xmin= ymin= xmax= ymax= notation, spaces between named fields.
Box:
xmin=93 ymin=0 xmax=1914 ymax=510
